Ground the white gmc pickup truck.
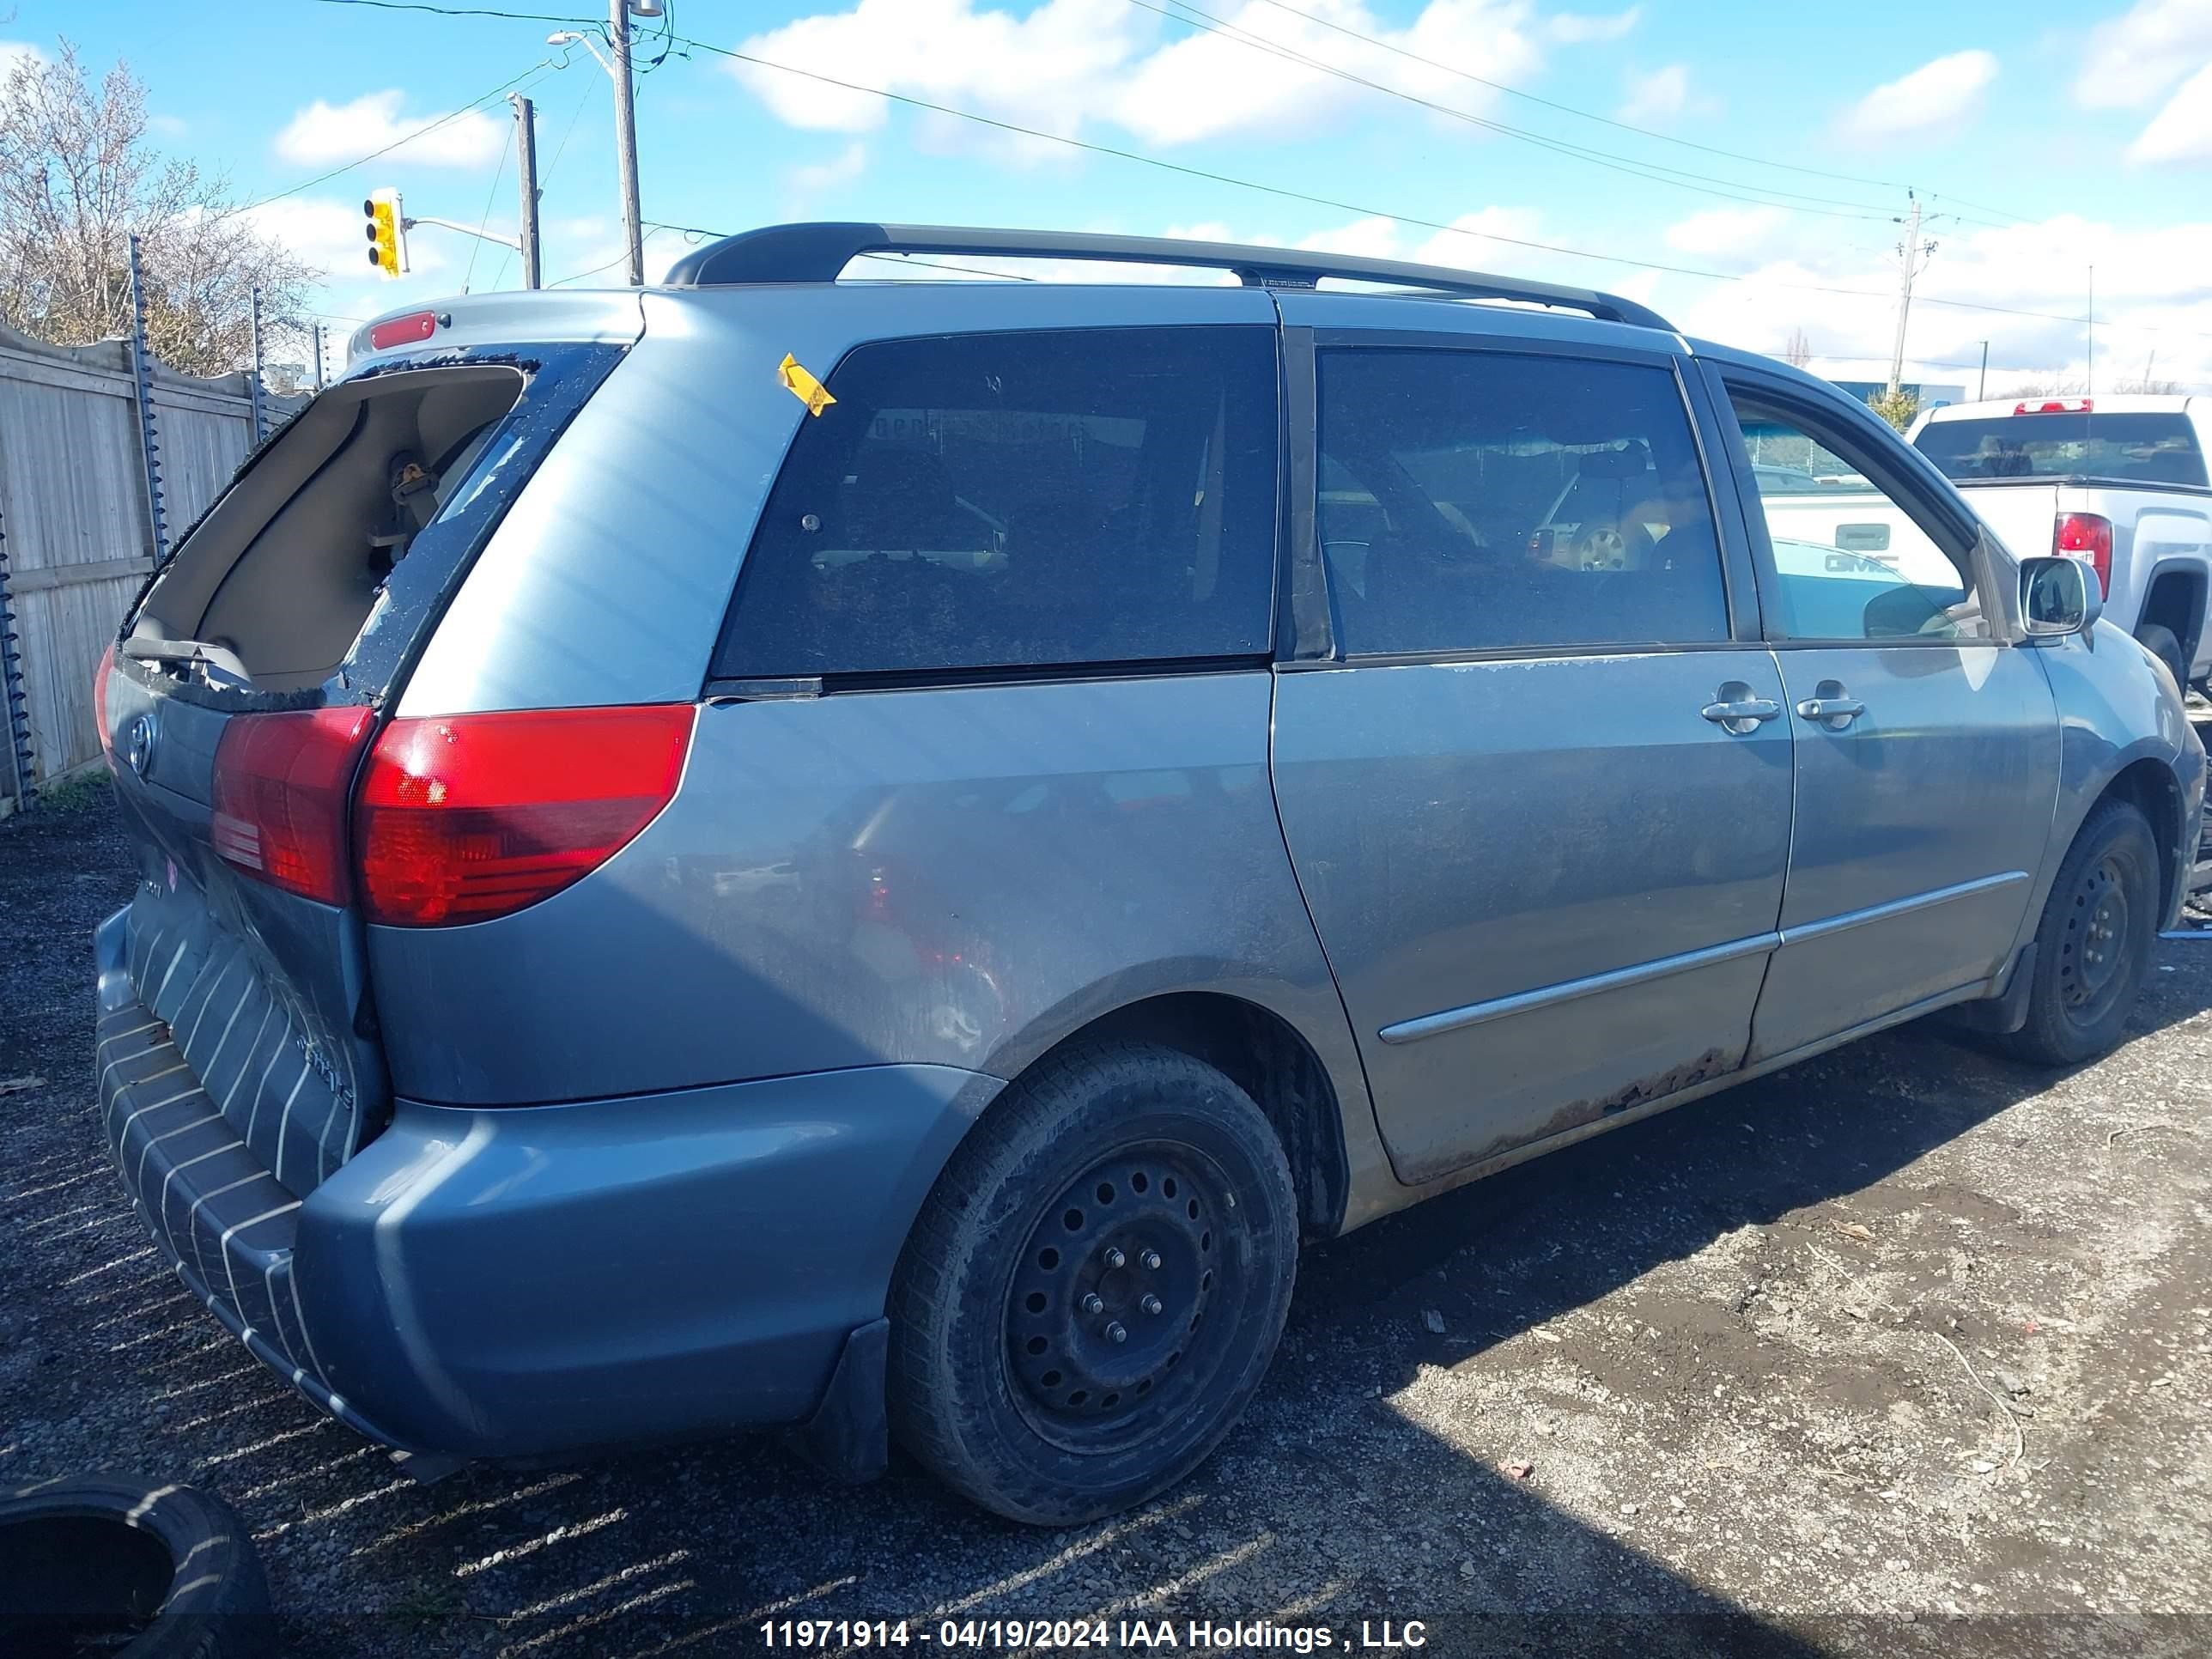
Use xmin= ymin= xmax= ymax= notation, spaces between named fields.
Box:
xmin=1909 ymin=395 xmax=2212 ymax=692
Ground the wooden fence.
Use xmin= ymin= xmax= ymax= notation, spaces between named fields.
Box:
xmin=0 ymin=323 xmax=302 ymax=812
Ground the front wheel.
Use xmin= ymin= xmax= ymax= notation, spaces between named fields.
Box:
xmin=887 ymin=1042 xmax=1298 ymax=1525
xmin=2000 ymin=799 xmax=2160 ymax=1066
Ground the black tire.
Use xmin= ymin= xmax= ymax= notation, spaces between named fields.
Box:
xmin=2136 ymin=623 xmax=2185 ymax=689
xmin=887 ymin=1041 xmax=1298 ymax=1526
xmin=2000 ymin=800 xmax=2160 ymax=1067
xmin=0 ymin=1474 xmax=275 ymax=1659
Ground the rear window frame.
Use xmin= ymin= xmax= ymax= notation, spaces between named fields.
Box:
xmin=1300 ymin=333 xmax=1746 ymax=665
xmin=706 ymin=323 xmax=1285 ymax=693
xmin=116 ymin=340 xmax=629 ymax=715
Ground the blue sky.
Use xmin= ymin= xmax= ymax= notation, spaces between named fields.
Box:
xmin=9 ymin=0 xmax=2211 ymax=390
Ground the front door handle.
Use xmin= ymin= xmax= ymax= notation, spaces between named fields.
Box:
xmin=1795 ymin=679 xmax=1865 ymax=731
xmin=1701 ymin=683 xmax=1784 ymax=735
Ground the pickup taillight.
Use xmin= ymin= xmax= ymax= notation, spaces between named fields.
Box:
xmin=2055 ymin=512 xmax=2113 ymax=599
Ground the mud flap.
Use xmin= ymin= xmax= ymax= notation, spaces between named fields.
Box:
xmin=1953 ymin=941 xmax=2037 ymax=1036
xmin=786 ymin=1317 xmax=890 ymax=1486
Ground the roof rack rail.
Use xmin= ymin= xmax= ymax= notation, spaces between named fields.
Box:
xmin=659 ymin=222 xmax=1674 ymax=332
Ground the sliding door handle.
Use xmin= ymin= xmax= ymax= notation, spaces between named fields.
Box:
xmin=1701 ymin=689 xmax=1783 ymax=734
xmin=1796 ymin=680 xmax=1866 ymax=730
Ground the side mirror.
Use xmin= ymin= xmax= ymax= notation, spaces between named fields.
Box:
xmin=2020 ymin=555 xmax=2101 ymax=637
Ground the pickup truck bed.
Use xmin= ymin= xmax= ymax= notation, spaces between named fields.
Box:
xmin=1911 ymin=396 xmax=2212 ymax=690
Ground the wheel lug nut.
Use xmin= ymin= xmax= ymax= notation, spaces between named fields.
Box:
xmin=1082 ymin=1292 xmax=1105 ymax=1316
xmin=1107 ymin=1322 xmax=1127 ymax=1344
xmin=1103 ymin=1247 xmax=1125 ymax=1269
xmin=1141 ymin=1294 xmax=1163 ymax=1316
xmin=1142 ymin=1250 xmax=1162 ymax=1270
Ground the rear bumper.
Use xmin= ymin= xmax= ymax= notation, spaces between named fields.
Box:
xmin=95 ymin=908 xmax=999 ymax=1460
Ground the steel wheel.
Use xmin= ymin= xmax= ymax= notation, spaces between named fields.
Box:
xmin=1005 ymin=1141 xmax=1241 ymax=1453
xmin=2000 ymin=799 xmax=2158 ymax=1068
xmin=2057 ymin=853 xmax=2133 ymax=1026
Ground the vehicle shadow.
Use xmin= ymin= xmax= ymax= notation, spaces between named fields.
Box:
xmin=240 ymin=963 xmax=2209 ymax=1659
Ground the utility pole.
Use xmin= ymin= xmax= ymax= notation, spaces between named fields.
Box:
xmin=1977 ymin=341 xmax=1988 ymax=402
xmin=1886 ymin=191 xmax=1936 ymax=399
xmin=2086 ymin=265 xmax=2095 ymax=400
xmin=309 ymin=322 xmax=325 ymax=392
xmin=611 ymin=0 xmax=645 ymax=285
xmin=247 ymin=285 xmax=267 ymax=443
xmin=512 ymin=93 xmax=543 ymax=289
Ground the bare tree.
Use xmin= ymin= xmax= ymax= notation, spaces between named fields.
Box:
xmin=0 ymin=41 xmax=315 ymax=376
xmin=1783 ymin=327 xmax=1811 ymax=368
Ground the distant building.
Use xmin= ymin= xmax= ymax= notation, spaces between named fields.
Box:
xmin=1829 ymin=379 xmax=1969 ymax=410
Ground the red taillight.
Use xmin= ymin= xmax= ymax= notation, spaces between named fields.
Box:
xmin=93 ymin=642 xmax=116 ymax=765
xmin=211 ymin=707 xmax=377 ymax=904
xmin=2014 ymin=398 xmax=2092 ymax=415
xmin=356 ymin=705 xmax=695 ymax=927
xmin=368 ymin=310 xmax=439 ymax=350
xmin=2055 ymin=511 xmax=2114 ymax=598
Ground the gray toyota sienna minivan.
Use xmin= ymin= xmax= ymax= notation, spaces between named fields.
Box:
xmin=89 ymin=224 xmax=2206 ymax=1524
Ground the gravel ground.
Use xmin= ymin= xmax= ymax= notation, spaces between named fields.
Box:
xmin=5 ymin=787 xmax=2210 ymax=1658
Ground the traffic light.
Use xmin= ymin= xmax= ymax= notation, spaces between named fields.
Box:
xmin=363 ymin=189 xmax=408 ymax=279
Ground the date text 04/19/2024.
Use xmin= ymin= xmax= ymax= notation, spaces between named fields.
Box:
xmin=757 ymin=1621 xmax=1431 ymax=1650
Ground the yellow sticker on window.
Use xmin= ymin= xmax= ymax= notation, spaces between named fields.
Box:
xmin=778 ymin=353 xmax=836 ymax=416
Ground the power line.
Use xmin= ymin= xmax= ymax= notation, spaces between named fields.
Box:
xmin=489 ymin=68 xmax=599 ymax=291
xmin=681 ymin=33 xmax=2212 ymax=343
xmin=313 ymin=0 xmax=594 ymax=21
xmin=304 ymin=2 xmax=2196 ymax=346
xmin=852 ymin=252 xmax=1042 ymax=282
xmin=1136 ymin=0 xmax=1902 ymax=226
xmin=1241 ymin=0 xmax=1929 ymax=201
xmin=231 ymin=59 xmax=555 ymax=216
xmin=461 ymin=114 xmax=516 ymax=291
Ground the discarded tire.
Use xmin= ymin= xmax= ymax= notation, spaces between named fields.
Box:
xmin=0 ymin=1474 xmax=276 ymax=1659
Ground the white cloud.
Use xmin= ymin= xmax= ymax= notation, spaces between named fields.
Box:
xmin=276 ymin=90 xmax=506 ymax=170
xmin=2128 ymin=58 xmax=2212 ymax=164
xmin=1666 ymin=210 xmax=2212 ymax=394
xmin=2075 ymin=0 xmax=2212 ymax=110
xmin=1297 ymin=216 xmax=1405 ymax=258
xmin=1837 ymin=49 xmax=1999 ymax=143
xmin=728 ymin=0 xmax=1586 ymax=153
xmin=1616 ymin=63 xmax=1690 ymax=125
xmin=0 ymin=40 xmax=46 ymax=76
xmin=1663 ymin=204 xmax=1792 ymax=266
xmin=147 ymin=112 xmax=189 ymax=138
xmin=1547 ymin=8 xmax=1639 ymax=43
xmin=789 ymin=141 xmax=867 ymax=196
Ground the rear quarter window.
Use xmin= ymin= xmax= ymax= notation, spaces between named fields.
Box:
xmin=714 ymin=326 xmax=1279 ymax=679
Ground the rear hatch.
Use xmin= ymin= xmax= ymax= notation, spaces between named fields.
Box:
xmin=97 ymin=303 xmax=637 ymax=1195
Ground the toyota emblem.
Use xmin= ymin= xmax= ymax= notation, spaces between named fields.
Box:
xmin=123 ymin=712 xmax=156 ymax=779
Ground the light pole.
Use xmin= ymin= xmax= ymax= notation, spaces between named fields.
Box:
xmin=549 ymin=0 xmax=659 ymax=286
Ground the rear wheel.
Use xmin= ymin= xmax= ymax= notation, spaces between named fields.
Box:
xmin=887 ymin=1042 xmax=1298 ymax=1525
xmin=2136 ymin=623 xmax=2185 ymax=689
xmin=2001 ymin=800 xmax=2160 ymax=1066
